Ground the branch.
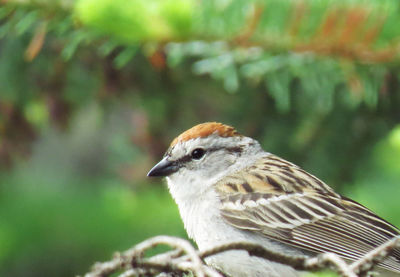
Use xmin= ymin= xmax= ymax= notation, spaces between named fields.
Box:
xmin=200 ymin=242 xmax=357 ymax=277
xmin=4 ymin=0 xmax=400 ymax=63
xmin=80 ymin=235 xmax=400 ymax=277
xmin=81 ymin=236 xmax=221 ymax=277
xmin=350 ymin=236 xmax=400 ymax=276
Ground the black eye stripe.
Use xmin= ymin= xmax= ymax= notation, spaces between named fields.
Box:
xmin=170 ymin=146 xmax=244 ymax=166
xmin=176 ymin=154 xmax=192 ymax=164
xmin=226 ymin=146 xmax=243 ymax=154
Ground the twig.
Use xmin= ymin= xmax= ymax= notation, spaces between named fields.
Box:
xmin=350 ymin=236 xmax=400 ymax=275
xmin=305 ymin=253 xmax=357 ymax=277
xmin=199 ymin=241 xmax=309 ymax=270
xmin=200 ymin=241 xmax=356 ymax=276
xmin=83 ymin=236 xmax=208 ymax=277
xmin=81 ymin=235 xmax=400 ymax=277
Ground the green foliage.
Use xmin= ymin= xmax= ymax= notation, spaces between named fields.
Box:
xmin=71 ymin=0 xmax=400 ymax=50
xmin=345 ymin=125 xmax=400 ymax=227
xmin=0 ymin=182 xmax=185 ymax=277
xmin=74 ymin=0 xmax=195 ymax=43
xmin=1 ymin=0 xmax=400 ymax=112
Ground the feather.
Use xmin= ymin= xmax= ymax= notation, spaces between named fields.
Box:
xmin=216 ymin=154 xmax=400 ymax=273
xmin=170 ymin=122 xmax=240 ymax=147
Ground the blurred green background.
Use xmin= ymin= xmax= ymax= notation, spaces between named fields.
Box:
xmin=1 ymin=0 xmax=400 ymax=276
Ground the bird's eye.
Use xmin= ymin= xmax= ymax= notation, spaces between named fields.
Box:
xmin=191 ymin=148 xmax=205 ymax=160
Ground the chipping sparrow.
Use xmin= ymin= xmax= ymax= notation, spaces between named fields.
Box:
xmin=147 ymin=122 xmax=400 ymax=277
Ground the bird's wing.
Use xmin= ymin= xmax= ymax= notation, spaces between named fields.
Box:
xmin=216 ymin=155 xmax=400 ymax=273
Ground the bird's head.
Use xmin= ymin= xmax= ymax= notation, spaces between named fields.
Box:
xmin=147 ymin=122 xmax=262 ymax=196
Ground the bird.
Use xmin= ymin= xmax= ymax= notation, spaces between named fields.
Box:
xmin=147 ymin=122 xmax=400 ymax=277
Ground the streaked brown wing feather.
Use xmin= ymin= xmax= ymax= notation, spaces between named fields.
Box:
xmin=217 ymin=155 xmax=400 ymax=273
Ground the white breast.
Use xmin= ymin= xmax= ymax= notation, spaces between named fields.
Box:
xmin=167 ymin=180 xmax=302 ymax=277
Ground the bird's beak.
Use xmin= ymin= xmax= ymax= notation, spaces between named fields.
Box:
xmin=147 ymin=157 xmax=178 ymax=177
